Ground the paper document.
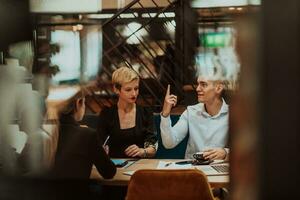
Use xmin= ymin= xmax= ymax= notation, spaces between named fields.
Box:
xmin=157 ymin=161 xmax=193 ymax=169
xmin=123 ymin=171 xmax=135 ymax=176
xmin=156 ymin=161 xmax=229 ymax=176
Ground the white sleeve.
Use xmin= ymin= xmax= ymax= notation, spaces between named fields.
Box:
xmin=160 ymin=110 xmax=189 ymax=149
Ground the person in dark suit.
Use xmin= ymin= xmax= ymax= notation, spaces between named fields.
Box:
xmin=52 ymin=90 xmax=116 ymax=179
xmin=97 ymin=67 xmax=157 ymax=158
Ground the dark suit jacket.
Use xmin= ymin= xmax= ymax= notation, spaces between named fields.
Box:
xmin=53 ymin=115 xmax=116 ymax=179
xmin=97 ymin=105 xmax=157 ymax=158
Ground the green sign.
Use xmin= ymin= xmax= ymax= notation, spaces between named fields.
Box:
xmin=200 ymin=32 xmax=231 ymax=48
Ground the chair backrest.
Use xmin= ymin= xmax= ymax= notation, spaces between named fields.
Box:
xmin=126 ymin=169 xmax=216 ymax=200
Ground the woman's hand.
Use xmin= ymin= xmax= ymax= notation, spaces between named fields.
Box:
xmin=103 ymin=145 xmax=109 ymax=155
xmin=124 ymin=144 xmax=144 ymax=157
xmin=203 ymin=148 xmax=227 ymax=160
xmin=161 ymin=85 xmax=177 ymax=117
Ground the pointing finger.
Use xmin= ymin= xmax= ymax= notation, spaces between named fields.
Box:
xmin=166 ymin=84 xmax=170 ymax=96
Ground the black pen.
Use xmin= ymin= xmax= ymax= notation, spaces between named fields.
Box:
xmin=123 ymin=159 xmax=138 ymax=169
xmin=175 ymin=160 xmax=193 ymax=165
xmin=164 ymin=160 xmax=192 ymax=167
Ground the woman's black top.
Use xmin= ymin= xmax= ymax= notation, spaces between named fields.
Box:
xmin=53 ymin=114 xmax=116 ymax=179
xmin=97 ymin=105 xmax=157 ymax=158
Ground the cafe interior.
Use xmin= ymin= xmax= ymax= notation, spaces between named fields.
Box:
xmin=0 ymin=0 xmax=299 ymax=200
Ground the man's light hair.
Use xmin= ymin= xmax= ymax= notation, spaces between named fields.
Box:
xmin=198 ymin=75 xmax=236 ymax=91
xmin=112 ymin=67 xmax=139 ymax=89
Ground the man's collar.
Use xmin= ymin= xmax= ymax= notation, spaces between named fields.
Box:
xmin=199 ymin=98 xmax=228 ymax=118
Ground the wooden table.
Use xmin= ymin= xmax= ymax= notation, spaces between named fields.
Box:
xmin=90 ymin=159 xmax=229 ymax=188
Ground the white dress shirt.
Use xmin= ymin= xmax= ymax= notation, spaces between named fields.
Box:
xmin=160 ymin=99 xmax=229 ymax=159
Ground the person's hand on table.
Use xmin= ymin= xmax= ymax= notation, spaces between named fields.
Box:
xmin=124 ymin=144 xmax=144 ymax=157
xmin=203 ymin=148 xmax=227 ymax=160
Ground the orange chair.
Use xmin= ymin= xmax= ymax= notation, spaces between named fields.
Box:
xmin=126 ymin=169 xmax=218 ymax=200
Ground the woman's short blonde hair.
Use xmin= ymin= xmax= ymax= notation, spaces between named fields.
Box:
xmin=112 ymin=67 xmax=139 ymax=89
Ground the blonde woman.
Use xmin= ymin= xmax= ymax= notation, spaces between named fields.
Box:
xmin=97 ymin=67 xmax=157 ymax=158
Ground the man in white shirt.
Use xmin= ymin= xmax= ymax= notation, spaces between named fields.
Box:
xmin=160 ymin=76 xmax=229 ymax=160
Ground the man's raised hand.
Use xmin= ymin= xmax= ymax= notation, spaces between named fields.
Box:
xmin=161 ymin=85 xmax=177 ymax=117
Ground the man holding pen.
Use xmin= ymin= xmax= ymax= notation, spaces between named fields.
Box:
xmin=160 ymin=76 xmax=229 ymax=160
